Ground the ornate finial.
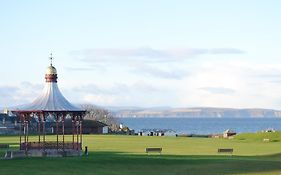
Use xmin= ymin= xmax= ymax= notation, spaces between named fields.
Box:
xmin=49 ymin=53 xmax=53 ymax=66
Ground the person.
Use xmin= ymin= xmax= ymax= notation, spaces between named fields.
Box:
xmin=84 ymin=146 xmax=88 ymax=156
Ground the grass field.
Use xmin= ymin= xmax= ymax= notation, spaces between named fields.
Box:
xmin=1 ymin=133 xmax=281 ymax=175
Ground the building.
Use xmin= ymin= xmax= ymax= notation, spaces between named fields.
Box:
xmin=83 ymin=120 xmax=108 ymax=134
xmin=138 ymin=129 xmax=177 ymax=136
xmin=53 ymin=119 xmax=108 ymax=134
xmin=0 ymin=113 xmax=17 ymax=135
xmin=223 ymin=129 xmax=236 ymax=138
xmin=10 ymin=54 xmax=86 ymax=158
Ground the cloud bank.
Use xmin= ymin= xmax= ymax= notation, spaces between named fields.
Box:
xmin=70 ymin=47 xmax=245 ymax=63
xmin=0 ymin=82 xmax=43 ymax=108
xmin=68 ymin=47 xmax=245 ymax=80
xmin=199 ymin=87 xmax=236 ymax=95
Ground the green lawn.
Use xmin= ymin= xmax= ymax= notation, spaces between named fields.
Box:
xmin=1 ymin=133 xmax=281 ymax=175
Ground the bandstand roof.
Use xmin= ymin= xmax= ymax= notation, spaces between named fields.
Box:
xmin=13 ymin=55 xmax=85 ymax=113
xmin=18 ymin=82 xmax=83 ymax=112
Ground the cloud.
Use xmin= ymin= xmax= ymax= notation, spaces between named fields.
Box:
xmin=71 ymin=82 xmax=163 ymax=96
xmin=65 ymin=82 xmax=174 ymax=106
xmin=64 ymin=64 xmax=108 ymax=72
xmin=198 ymin=87 xmax=236 ymax=95
xmin=0 ymin=86 xmax=18 ymax=96
xmin=178 ymin=60 xmax=281 ymax=109
xmin=70 ymin=47 xmax=245 ymax=63
xmin=254 ymin=72 xmax=281 ymax=84
xmin=3 ymin=60 xmax=281 ymax=109
xmin=64 ymin=67 xmax=94 ymax=72
xmin=72 ymin=83 xmax=129 ymax=95
xmin=208 ymin=48 xmax=245 ymax=54
xmin=68 ymin=47 xmax=245 ymax=80
xmin=0 ymin=82 xmax=43 ymax=107
xmin=131 ymin=63 xmax=188 ymax=79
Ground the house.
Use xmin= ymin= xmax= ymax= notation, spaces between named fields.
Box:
xmin=163 ymin=129 xmax=177 ymax=136
xmin=263 ymin=128 xmax=276 ymax=133
xmin=53 ymin=119 xmax=108 ymax=134
xmin=0 ymin=113 xmax=18 ymax=134
xmin=223 ymin=129 xmax=236 ymax=138
xmin=138 ymin=129 xmax=152 ymax=136
xmin=138 ymin=129 xmax=177 ymax=136
xmin=83 ymin=120 xmax=108 ymax=134
xmin=0 ymin=113 xmax=17 ymax=125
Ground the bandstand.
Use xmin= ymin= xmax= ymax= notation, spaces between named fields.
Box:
xmin=11 ymin=55 xmax=85 ymax=157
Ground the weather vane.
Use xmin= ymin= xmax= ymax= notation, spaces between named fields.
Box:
xmin=49 ymin=53 xmax=53 ymax=66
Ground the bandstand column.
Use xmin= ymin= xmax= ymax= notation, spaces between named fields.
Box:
xmin=23 ymin=118 xmax=25 ymax=147
xmin=42 ymin=113 xmax=46 ymax=152
xmin=19 ymin=114 xmax=24 ymax=150
xmin=56 ymin=114 xmax=59 ymax=150
xmin=24 ymin=115 xmax=27 ymax=153
xmin=76 ymin=116 xmax=79 ymax=151
xmin=26 ymin=117 xmax=29 ymax=146
xmin=72 ymin=116 xmax=75 ymax=149
xmin=80 ymin=116 xmax=82 ymax=149
xmin=38 ymin=113 xmax=41 ymax=145
xmin=62 ymin=114 xmax=65 ymax=151
xmin=19 ymin=118 xmax=22 ymax=150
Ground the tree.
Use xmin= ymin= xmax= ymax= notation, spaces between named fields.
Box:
xmin=81 ymin=104 xmax=119 ymax=132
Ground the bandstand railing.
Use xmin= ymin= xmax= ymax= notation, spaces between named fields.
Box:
xmin=20 ymin=141 xmax=82 ymax=151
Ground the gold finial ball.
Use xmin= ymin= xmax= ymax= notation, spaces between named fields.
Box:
xmin=46 ymin=65 xmax=57 ymax=75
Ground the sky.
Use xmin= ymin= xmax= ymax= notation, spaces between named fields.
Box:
xmin=1 ymin=0 xmax=281 ymax=109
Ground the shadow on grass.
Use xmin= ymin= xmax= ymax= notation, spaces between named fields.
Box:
xmin=0 ymin=151 xmax=281 ymax=175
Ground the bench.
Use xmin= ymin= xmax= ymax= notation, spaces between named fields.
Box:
xmin=218 ymin=148 xmax=233 ymax=154
xmin=0 ymin=144 xmax=9 ymax=149
xmin=146 ymin=148 xmax=162 ymax=154
xmin=4 ymin=150 xmax=26 ymax=159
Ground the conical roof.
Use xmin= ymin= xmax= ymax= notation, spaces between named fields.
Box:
xmin=14 ymin=59 xmax=84 ymax=112
xmin=20 ymin=82 xmax=82 ymax=111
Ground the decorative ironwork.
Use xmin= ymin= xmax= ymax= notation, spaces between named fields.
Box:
xmin=20 ymin=142 xmax=82 ymax=150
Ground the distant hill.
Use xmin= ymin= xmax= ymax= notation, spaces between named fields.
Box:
xmin=109 ymin=107 xmax=281 ymax=118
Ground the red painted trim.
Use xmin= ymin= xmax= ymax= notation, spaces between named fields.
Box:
xmin=45 ymin=74 xmax=57 ymax=82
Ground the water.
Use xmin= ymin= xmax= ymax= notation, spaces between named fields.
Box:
xmin=119 ymin=117 xmax=281 ymax=134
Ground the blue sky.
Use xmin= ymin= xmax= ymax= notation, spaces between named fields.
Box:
xmin=1 ymin=0 xmax=281 ymax=109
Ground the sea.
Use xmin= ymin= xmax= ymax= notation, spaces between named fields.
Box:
xmin=118 ymin=117 xmax=281 ymax=134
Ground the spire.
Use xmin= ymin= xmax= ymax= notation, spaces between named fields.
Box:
xmin=49 ymin=53 xmax=53 ymax=66
xmin=45 ymin=53 xmax=58 ymax=83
